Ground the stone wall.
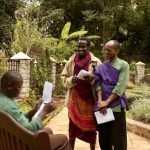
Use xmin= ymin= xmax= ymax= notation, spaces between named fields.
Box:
xmin=19 ymin=60 xmax=30 ymax=99
xmin=10 ymin=52 xmax=31 ymax=100
xmin=127 ymin=118 xmax=150 ymax=140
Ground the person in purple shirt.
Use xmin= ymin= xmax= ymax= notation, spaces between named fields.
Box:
xmin=94 ymin=40 xmax=129 ymax=150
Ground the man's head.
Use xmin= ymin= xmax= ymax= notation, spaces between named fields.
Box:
xmin=77 ymin=37 xmax=90 ymax=59
xmin=103 ymin=40 xmax=120 ymax=60
xmin=0 ymin=71 xmax=23 ymax=98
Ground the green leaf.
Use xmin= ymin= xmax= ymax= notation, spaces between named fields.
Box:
xmin=66 ymin=31 xmax=88 ymax=40
xmin=61 ymin=22 xmax=71 ymax=39
xmin=86 ymin=35 xmax=101 ymax=39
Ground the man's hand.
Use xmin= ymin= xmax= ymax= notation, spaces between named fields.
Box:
xmin=72 ymin=76 xmax=78 ymax=83
xmin=44 ymin=102 xmax=57 ymax=113
xmin=97 ymin=101 xmax=108 ymax=115
xmin=38 ymin=101 xmax=57 ymax=120
xmin=27 ymin=100 xmax=43 ymax=119
xmin=100 ymin=108 xmax=107 ymax=115
xmin=98 ymin=101 xmax=109 ymax=109
xmin=33 ymin=100 xmax=43 ymax=112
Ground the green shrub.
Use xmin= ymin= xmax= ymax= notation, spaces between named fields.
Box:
xmin=131 ymin=99 xmax=150 ymax=123
xmin=126 ymin=111 xmax=133 ymax=119
xmin=18 ymin=101 xmax=32 ymax=112
xmin=28 ymin=89 xmax=38 ymax=107
xmin=126 ymin=85 xmax=150 ymax=96
xmin=145 ymin=68 xmax=150 ymax=75
xmin=126 ymin=84 xmax=150 ymax=107
xmin=18 ymin=89 xmax=37 ymax=112
xmin=126 ymin=92 xmax=143 ymax=106
xmin=129 ymin=61 xmax=136 ymax=73
xmin=141 ymin=74 xmax=150 ymax=85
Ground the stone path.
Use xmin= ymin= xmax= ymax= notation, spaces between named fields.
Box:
xmin=46 ymin=107 xmax=150 ymax=150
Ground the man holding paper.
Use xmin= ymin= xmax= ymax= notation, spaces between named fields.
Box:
xmin=94 ymin=40 xmax=129 ymax=150
xmin=0 ymin=71 xmax=70 ymax=150
xmin=61 ymin=37 xmax=101 ymax=150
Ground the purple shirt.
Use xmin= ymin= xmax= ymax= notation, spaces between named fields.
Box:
xmin=94 ymin=60 xmax=128 ymax=109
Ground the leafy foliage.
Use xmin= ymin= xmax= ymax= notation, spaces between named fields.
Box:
xmin=18 ymin=101 xmax=32 ymax=112
xmin=0 ymin=0 xmax=23 ymax=55
xmin=126 ymin=84 xmax=150 ymax=123
xmin=39 ymin=0 xmax=150 ymax=61
xmin=1 ymin=0 xmax=150 ymax=61
xmin=66 ymin=31 xmax=88 ymax=41
xmin=30 ymin=48 xmax=52 ymax=94
xmin=27 ymin=89 xmax=38 ymax=107
xmin=61 ymin=22 xmax=71 ymax=40
xmin=17 ymin=89 xmax=38 ymax=112
xmin=126 ymin=84 xmax=150 ymax=99
xmin=126 ymin=84 xmax=150 ymax=105
xmin=61 ymin=21 xmax=88 ymax=41
xmin=131 ymin=98 xmax=150 ymax=123
xmin=11 ymin=18 xmax=42 ymax=54
xmin=0 ymin=51 xmax=7 ymax=75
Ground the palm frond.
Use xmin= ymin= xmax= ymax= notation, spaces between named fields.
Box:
xmin=61 ymin=22 xmax=71 ymax=39
xmin=66 ymin=31 xmax=88 ymax=40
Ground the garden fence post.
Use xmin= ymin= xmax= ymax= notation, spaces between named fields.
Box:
xmin=50 ymin=57 xmax=57 ymax=89
xmin=135 ymin=61 xmax=145 ymax=84
xmin=10 ymin=52 xmax=32 ymax=100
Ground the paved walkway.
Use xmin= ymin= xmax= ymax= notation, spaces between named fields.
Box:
xmin=46 ymin=107 xmax=150 ymax=150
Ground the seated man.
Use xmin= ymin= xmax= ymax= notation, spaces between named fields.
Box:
xmin=0 ymin=71 xmax=70 ymax=150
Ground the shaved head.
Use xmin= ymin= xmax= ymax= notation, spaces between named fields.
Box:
xmin=105 ymin=40 xmax=120 ymax=51
xmin=1 ymin=71 xmax=22 ymax=88
xmin=103 ymin=40 xmax=120 ymax=60
xmin=1 ymin=71 xmax=23 ymax=98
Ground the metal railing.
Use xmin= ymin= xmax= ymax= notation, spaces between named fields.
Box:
xmin=0 ymin=59 xmax=20 ymax=78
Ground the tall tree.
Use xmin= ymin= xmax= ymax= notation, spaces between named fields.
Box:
xmin=23 ymin=0 xmax=150 ymax=61
xmin=38 ymin=0 xmax=86 ymax=37
xmin=0 ymin=0 xmax=22 ymax=55
xmin=124 ymin=0 xmax=150 ymax=61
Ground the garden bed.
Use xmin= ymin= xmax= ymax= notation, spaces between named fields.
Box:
xmin=126 ymin=84 xmax=150 ymax=139
xmin=126 ymin=118 xmax=150 ymax=140
xmin=126 ymin=85 xmax=150 ymax=124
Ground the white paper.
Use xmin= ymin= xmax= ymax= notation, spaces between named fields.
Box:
xmin=33 ymin=103 xmax=45 ymax=118
xmin=76 ymin=69 xmax=92 ymax=80
xmin=42 ymin=81 xmax=53 ymax=103
xmin=33 ymin=81 xmax=53 ymax=118
xmin=94 ymin=108 xmax=115 ymax=124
